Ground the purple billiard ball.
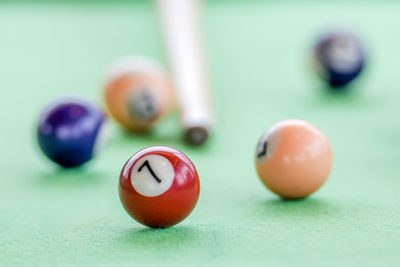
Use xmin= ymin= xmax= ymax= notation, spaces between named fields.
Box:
xmin=313 ymin=31 xmax=365 ymax=88
xmin=37 ymin=98 xmax=108 ymax=168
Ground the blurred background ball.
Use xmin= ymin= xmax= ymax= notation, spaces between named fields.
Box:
xmin=313 ymin=31 xmax=365 ymax=88
xmin=37 ymin=98 xmax=108 ymax=168
xmin=104 ymin=56 xmax=175 ymax=132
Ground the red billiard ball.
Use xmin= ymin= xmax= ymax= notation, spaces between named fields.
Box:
xmin=119 ymin=146 xmax=200 ymax=228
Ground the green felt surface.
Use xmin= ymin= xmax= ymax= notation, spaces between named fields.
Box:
xmin=1 ymin=1 xmax=400 ymax=266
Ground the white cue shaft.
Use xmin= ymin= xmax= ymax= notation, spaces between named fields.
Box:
xmin=156 ymin=0 xmax=212 ymax=145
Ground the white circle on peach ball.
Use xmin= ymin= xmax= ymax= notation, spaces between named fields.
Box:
xmin=256 ymin=124 xmax=282 ymax=162
xmin=128 ymin=88 xmax=160 ymax=122
xmin=130 ymin=154 xmax=175 ymax=197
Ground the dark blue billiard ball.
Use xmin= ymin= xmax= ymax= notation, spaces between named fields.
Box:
xmin=313 ymin=32 xmax=365 ymax=88
xmin=37 ymin=98 xmax=107 ymax=168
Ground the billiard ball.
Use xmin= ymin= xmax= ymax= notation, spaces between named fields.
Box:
xmin=119 ymin=146 xmax=200 ymax=228
xmin=37 ymin=98 xmax=107 ymax=168
xmin=255 ymin=119 xmax=333 ymax=199
xmin=104 ymin=56 xmax=175 ymax=132
xmin=313 ymin=31 xmax=365 ymax=88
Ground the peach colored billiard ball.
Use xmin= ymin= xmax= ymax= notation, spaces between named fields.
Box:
xmin=255 ymin=119 xmax=333 ymax=199
xmin=104 ymin=56 xmax=175 ymax=132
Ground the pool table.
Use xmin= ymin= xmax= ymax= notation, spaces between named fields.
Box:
xmin=1 ymin=0 xmax=400 ymax=266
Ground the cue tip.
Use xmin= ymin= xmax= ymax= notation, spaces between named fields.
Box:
xmin=184 ymin=126 xmax=209 ymax=146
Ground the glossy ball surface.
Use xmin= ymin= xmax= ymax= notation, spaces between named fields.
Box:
xmin=255 ymin=120 xmax=333 ymax=199
xmin=104 ymin=56 xmax=174 ymax=132
xmin=313 ymin=32 xmax=365 ymax=88
xmin=37 ymin=99 xmax=107 ymax=168
xmin=119 ymin=146 xmax=200 ymax=228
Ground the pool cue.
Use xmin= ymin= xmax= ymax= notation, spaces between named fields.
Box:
xmin=155 ymin=0 xmax=212 ymax=146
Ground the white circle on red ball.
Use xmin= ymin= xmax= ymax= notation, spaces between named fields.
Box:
xmin=130 ymin=154 xmax=175 ymax=197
